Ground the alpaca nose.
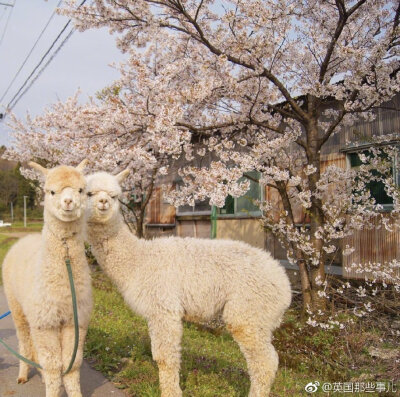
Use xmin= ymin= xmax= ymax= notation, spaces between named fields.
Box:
xmin=64 ymin=198 xmax=73 ymax=206
xmin=99 ymin=198 xmax=108 ymax=205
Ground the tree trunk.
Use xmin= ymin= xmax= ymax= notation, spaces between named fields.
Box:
xmin=310 ymin=265 xmax=327 ymax=311
xmin=304 ymin=113 xmax=327 ymax=311
xmin=298 ymin=260 xmax=312 ymax=317
xmin=136 ymin=211 xmax=145 ymax=239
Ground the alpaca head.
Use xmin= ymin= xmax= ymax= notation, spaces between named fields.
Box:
xmin=85 ymin=170 xmax=130 ymax=224
xmin=29 ymin=160 xmax=88 ymax=222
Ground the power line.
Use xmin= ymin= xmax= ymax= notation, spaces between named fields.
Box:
xmin=6 ymin=20 xmax=73 ymax=109
xmin=0 ymin=0 xmax=63 ymax=104
xmin=8 ymin=28 xmax=75 ymax=111
xmin=2 ymin=0 xmax=88 ymax=115
xmin=0 ymin=6 xmax=8 ymax=24
xmin=0 ymin=0 xmax=15 ymax=48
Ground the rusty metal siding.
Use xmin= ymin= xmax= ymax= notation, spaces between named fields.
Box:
xmin=321 ymin=152 xmax=346 ymax=169
xmin=321 ymin=95 xmax=400 ymax=154
xmin=145 ymin=187 xmax=176 ymax=225
xmin=264 ymin=153 xmax=400 ymax=280
xmin=343 ymin=96 xmax=400 ymax=146
xmin=343 ymin=215 xmax=400 ymax=280
xmin=145 ymin=187 xmax=160 ymax=224
xmin=264 ymin=154 xmax=346 ymax=226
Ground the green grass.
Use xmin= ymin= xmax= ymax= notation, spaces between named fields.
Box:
xmin=86 ymin=272 xmax=255 ymax=396
xmin=0 ymin=234 xmax=18 ymax=284
xmin=86 ymin=270 xmax=399 ymax=397
xmin=0 ymin=238 xmax=397 ymax=396
xmin=0 ymin=222 xmax=42 ymax=284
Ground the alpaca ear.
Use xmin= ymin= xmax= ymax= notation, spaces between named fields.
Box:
xmin=28 ymin=161 xmax=49 ymax=176
xmin=116 ymin=169 xmax=130 ymax=184
xmin=76 ymin=159 xmax=89 ymax=172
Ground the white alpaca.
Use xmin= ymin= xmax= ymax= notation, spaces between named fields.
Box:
xmin=85 ymin=170 xmax=292 ymax=397
xmin=2 ymin=161 xmax=93 ymax=397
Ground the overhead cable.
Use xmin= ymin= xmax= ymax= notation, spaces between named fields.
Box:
xmin=0 ymin=0 xmax=63 ymax=104
xmin=4 ymin=0 xmax=87 ymax=113
xmin=8 ymin=28 xmax=75 ymax=111
xmin=0 ymin=0 xmax=15 ymax=48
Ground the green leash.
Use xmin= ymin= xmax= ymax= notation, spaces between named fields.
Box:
xmin=0 ymin=255 xmax=79 ymax=376
xmin=63 ymin=257 xmax=80 ymax=375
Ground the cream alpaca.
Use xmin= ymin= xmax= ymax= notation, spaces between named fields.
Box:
xmin=86 ymin=171 xmax=292 ymax=397
xmin=2 ymin=161 xmax=93 ymax=397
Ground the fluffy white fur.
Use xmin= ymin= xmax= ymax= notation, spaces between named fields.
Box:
xmin=2 ymin=161 xmax=93 ymax=397
xmin=85 ymin=171 xmax=292 ymax=397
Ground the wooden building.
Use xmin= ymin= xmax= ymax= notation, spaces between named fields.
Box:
xmin=144 ymin=95 xmax=400 ymax=278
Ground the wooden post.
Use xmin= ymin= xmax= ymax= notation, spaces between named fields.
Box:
xmin=23 ymin=195 xmax=27 ymax=228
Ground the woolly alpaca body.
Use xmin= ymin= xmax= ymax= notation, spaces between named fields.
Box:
xmin=86 ymin=172 xmax=292 ymax=397
xmin=2 ymin=162 xmax=92 ymax=397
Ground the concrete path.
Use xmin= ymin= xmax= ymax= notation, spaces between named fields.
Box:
xmin=0 ymin=286 xmax=127 ymax=397
xmin=0 ymin=232 xmax=39 ymax=238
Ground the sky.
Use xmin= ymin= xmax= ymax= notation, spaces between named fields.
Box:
xmin=0 ymin=0 xmax=127 ymax=146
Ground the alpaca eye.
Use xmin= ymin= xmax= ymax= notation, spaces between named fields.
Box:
xmin=50 ymin=191 xmax=55 ymax=196
xmin=79 ymin=188 xmax=83 ymax=193
xmin=87 ymin=192 xmax=93 ymax=197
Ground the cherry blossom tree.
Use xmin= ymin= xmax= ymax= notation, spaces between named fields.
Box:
xmin=4 ymin=57 xmax=192 ymax=237
xmin=5 ymin=0 xmax=399 ymax=317
xmin=58 ymin=0 xmax=400 ymax=312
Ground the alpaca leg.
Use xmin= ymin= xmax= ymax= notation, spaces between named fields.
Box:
xmin=31 ymin=327 xmax=62 ymax=397
xmin=148 ymin=316 xmax=183 ymax=397
xmin=61 ymin=326 xmax=87 ymax=397
xmin=227 ymin=324 xmax=278 ymax=397
xmin=7 ymin=296 xmax=33 ymax=384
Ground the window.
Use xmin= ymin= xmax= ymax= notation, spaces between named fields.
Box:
xmin=218 ymin=171 xmax=263 ymax=217
xmin=348 ymin=148 xmax=398 ymax=208
xmin=176 ymin=171 xmax=263 ymax=216
xmin=177 ymin=198 xmax=211 ymax=215
xmin=175 ymin=177 xmax=212 ymax=215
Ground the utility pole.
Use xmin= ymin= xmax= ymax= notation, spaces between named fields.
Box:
xmin=10 ymin=201 xmax=13 ymax=222
xmin=23 ymin=195 xmax=28 ymax=228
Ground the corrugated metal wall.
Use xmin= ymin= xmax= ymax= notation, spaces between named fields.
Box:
xmin=320 ymin=95 xmax=400 ymax=154
xmin=343 ymin=215 xmax=400 ymax=280
xmin=343 ymin=96 xmax=400 ymax=145
xmin=145 ymin=187 xmax=176 ymax=225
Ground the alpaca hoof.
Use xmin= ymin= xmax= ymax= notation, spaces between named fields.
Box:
xmin=17 ymin=376 xmax=28 ymax=384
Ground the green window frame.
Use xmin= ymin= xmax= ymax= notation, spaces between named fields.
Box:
xmin=218 ymin=171 xmax=263 ymax=217
xmin=347 ymin=148 xmax=398 ymax=209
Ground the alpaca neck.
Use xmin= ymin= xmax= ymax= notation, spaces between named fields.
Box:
xmin=87 ymin=210 xmax=137 ymax=243
xmin=42 ymin=209 xmax=86 ymax=270
xmin=87 ymin=210 xmax=139 ymax=287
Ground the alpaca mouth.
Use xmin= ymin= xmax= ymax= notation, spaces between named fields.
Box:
xmin=58 ymin=209 xmax=80 ymax=221
xmin=61 ymin=208 xmax=78 ymax=217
